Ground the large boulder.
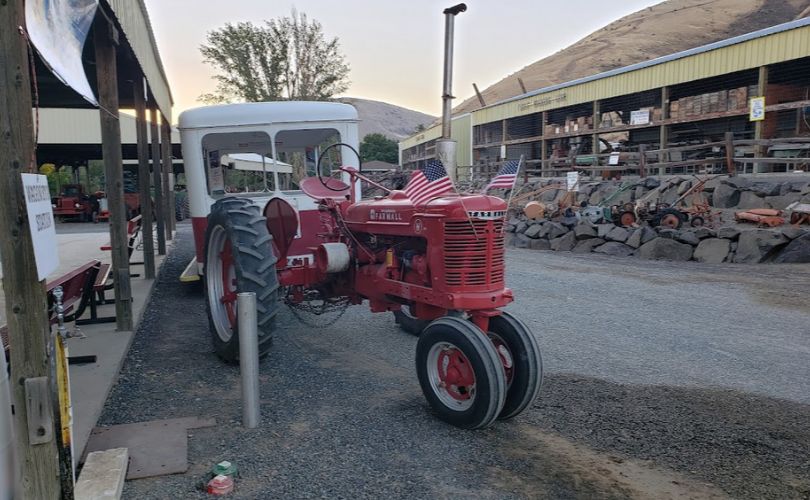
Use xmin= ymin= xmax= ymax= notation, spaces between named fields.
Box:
xmin=644 ymin=177 xmax=661 ymax=189
xmin=572 ymin=238 xmax=606 ymax=254
xmin=657 ymin=228 xmax=679 ymax=240
xmin=677 ymin=180 xmax=693 ymax=195
xmin=749 ymin=181 xmax=782 ymax=197
xmin=524 ymin=223 xmax=545 ymax=239
xmin=626 ymin=226 xmax=657 ymax=249
xmin=638 ymin=238 xmax=694 ymax=261
xmin=764 ymin=193 xmax=802 ymax=210
xmin=550 ymin=231 xmax=577 ymax=252
xmin=736 ymin=191 xmax=766 ymax=210
xmin=733 ymin=230 xmax=789 ymax=263
xmin=596 ymin=223 xmax=616 ymax=238
xmin=605 ymin=226 xmax=630 ymax=243
xmin=782 ymin=227 xmax=807 ymax=241
xmin=515 ymin=221 xmax=529 ymax=234
xmin=693 ymin=238 xmax=731 ymax=264
xmin=574 ymin=223 xmax=598 ymax=240
xmin=693 ymin=227 xmax=716 ymax=240
xmin=540 ymin=222 xmax=568 ymax=240
xmin=717 ymin=227 xmax=741 ymax=240
xmin=675 ymin=231 xmax=700 ymax=246
xmin=594 ymin=242 xmax=635 ymax=257
xmin=513 ymin=234 xmax=532 ymax=249
xmin=712 ymin=183 xmax=741 ymax=208
xmin=774 ymin=233 xmax=810 ymax=263
xmin=539 ymin=189 xmax=560 ymax=202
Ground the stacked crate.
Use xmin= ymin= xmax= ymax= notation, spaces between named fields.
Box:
xmin=670 ymin=86 xmax=753 ymax=119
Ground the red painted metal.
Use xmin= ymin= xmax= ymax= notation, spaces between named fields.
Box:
xmin=219 ymin=240 xmax=237 ymax=327
xmin=438 ymin=348 xmax=475 ymax=401
xmin=264 ymin=198 xmax=298 ymax=264
xmin=192 ymin=216 xmax=208 ymax=263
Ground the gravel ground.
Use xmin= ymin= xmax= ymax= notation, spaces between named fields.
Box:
xmin=99 ymin=223 xmax=810 ymax=499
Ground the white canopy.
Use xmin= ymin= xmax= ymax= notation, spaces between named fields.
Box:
xmin=222 ymin=153 xmax=293 ymax=174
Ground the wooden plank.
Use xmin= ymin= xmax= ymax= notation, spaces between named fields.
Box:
xmin=133 ymin=78 xmax=155 ymax=279
xmin=725 ymin=131 xmax=737 ymax=176
xmin=149 ymin=108 xmax=166 ymax=255
xmin=0 ymin=2 xmax=62 ymax=498
xmin=644 ymin=141 xmax=726 ymax=155
xmin=94 ymin=16 xmax=133 ymax=331
xmin=160 ymin=119 xmax=173 ymax=240
xmin=754 ymin=65 xmax=769 ymax=173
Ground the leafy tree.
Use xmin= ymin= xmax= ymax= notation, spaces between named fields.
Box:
xmin=360 ymin=133 xmax=398 ymax=164
xmin=199 ymin=10 xmax=350 ymax=103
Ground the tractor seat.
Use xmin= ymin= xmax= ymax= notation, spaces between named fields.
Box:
xmin=300 ymin=177 xmax=351 ymax=201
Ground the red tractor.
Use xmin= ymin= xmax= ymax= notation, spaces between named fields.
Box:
xmin=179 ymin=102 xmax=542 ymax=429
xmin=51 ymin=184 xmax=98 ymax=222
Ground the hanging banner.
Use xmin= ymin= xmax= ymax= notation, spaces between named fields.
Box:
xmin=25 ymin=0 xmax=100 ymax=106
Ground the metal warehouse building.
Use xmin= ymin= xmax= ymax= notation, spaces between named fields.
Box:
xmin=399 ymin=18 xmax=810 ymax=178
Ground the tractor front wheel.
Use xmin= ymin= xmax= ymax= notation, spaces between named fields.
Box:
xmin=416 ymin=317 xmax=506 ymax=429
xmin=393 ymin=305 xmax=429 ymax=336
xmin=486 ymin=312 xmax=543 ymax=420
xmin=204 ymin=197 xmax=279 ymax=363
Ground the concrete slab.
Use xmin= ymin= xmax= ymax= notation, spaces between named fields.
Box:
xmin=74 ymin=447 xmax=128 ymax=500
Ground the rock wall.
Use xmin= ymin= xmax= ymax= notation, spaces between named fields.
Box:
xmin=507 ymin=218 xmax=810 ymax=264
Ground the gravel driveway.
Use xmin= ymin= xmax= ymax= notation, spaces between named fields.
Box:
xmin=100 ymin=223 xmax=810 ymax=499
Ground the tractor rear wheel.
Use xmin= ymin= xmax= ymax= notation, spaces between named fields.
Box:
xmin=690 ymin=216 xmax=705 ymax=227
xmin=204 ymin=197 xmax=279 ymax=364
xmin=618 ymin=211 xmax=636 ymax=227
xmin=655 ymin=209 xmax=684 ymax=229
xmin=486 ymin=312 xmax=543 ymax=420
xmin=416 ymin=317 xmax=506 ymax=429
xmin=393 ymin=305 xmax=429 ymax=336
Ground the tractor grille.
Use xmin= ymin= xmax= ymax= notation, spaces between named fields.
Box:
xmin=443 ymin=220 xmax=505 ymax=287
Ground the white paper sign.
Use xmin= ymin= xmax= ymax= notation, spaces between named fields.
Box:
xmin=22 ymin=174 xmax=59 ymax=280
xmin=566 ymin=171 xmax=580 ymax=192
xmin=609 ymin=152 xmax=621 ymax=166
xmin=749 ymin=97 xmax=766 ymax=122
xmin=630 ymin=110 xmax=651 ymax=125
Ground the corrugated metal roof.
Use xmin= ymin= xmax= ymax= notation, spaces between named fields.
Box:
xmin=105 ymin=0 xmax=173 ymax=121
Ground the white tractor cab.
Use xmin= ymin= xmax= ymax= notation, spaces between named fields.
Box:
xmin=177 ymin=101 xmax=361 ymax=282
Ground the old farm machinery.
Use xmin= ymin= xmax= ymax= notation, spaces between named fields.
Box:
xmin=178 ymin=101 xmax=542 ymax=429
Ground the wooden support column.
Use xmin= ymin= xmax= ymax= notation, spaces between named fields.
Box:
xmin=150 ymin=108 xmax=166 ymax=255
xmin=541 ymin=112 xmax=548 ymax=177
xmin=725 ymin=131 xmax=737 ymax=177
xmin=659 ymin=86 xmax=670 ymax=176
xmin=133 ymin=78 xmax=155 ymax=279
xmin=160 ymin=120 xmax=174 ymax=239
xmin=754 ymin=65 xmax=769 ymax=173
xmin=0 ymin=1 xmax=61 ymax=498
xmin=592 ymin=100 xmax=601 ymax=178
xmin=94 ymin=15 xmax=133 ymax=331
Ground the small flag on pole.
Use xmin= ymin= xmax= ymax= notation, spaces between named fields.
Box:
xmin=483 ymin=158 xmax=521 ymax=193
xmin=404 ymin=159 xmax=454 ymax=205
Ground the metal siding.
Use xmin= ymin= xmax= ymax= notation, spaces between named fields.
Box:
xmin=452 ymin=114 xmax=472 ymax=166
xmin=105 ymin=0 xmax=173 ymax=121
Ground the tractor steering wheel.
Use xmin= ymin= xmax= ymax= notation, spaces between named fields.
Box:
xmin=316 ymin=142 xmax=362 ymax=192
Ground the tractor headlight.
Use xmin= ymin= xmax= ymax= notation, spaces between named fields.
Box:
xmin=52 ymin=203 xmax=57 ymax=208
xmin=75 ymin=203 xmax=82 ymax=208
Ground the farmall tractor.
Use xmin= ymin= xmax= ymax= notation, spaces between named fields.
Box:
xmin=179 ymin=101 xmax=543 ymax=429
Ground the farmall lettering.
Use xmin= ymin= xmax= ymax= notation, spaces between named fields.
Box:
xmin=368 ymin=209 xmax=402 ymax=222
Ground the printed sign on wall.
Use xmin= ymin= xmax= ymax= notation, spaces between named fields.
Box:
xmin=749 ymin=97 xmax=766 ymax=122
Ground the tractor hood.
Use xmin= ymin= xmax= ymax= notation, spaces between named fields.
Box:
xmin=345 ymin=191 xmax=507 ymax=224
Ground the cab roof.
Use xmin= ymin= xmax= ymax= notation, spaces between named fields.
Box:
xmin=178 ymin=101 xmax=359 ymax=130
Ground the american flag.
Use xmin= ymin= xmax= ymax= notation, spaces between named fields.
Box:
xmin=404 ymin=160 xmax=454 ymax=206
xmin=483 ymin=159 xmax=521 ymax=193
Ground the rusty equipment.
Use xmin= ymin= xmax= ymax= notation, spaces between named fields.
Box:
xmin=786 ymin=202 xmax=810 ymax=225
xmin=734 ymin=208 xmax=786 ymax=227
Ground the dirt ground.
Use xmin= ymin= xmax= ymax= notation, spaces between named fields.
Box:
xmin=99 ymin=223 xmax=810 ymax=499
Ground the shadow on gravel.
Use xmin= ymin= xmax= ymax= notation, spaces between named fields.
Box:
xmin=523 ymin=374 xmax=810 ymax=499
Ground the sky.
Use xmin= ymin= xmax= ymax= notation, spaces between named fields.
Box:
xmin=143 ymin=0 xmax=663 ymax=119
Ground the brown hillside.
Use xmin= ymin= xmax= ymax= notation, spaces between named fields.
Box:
xmin=454 ymin=0 xmax=810 ymax=115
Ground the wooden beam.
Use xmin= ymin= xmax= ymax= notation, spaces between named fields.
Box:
xmin=541 ymin=112 xmax=548 ymax=177
xmin=725 ymin=131 xmax=737 ymax=177
xmin=0 ymin=1 xmax=61 ymax=497
xmin=517 ymin=77 xmax=527 ymax=94
xmin=160 ymin=119 xmax=173 ymax=241
xmin=754 ymin=65 xmax=769 ymax=173
xmin=149 ymin=108 xmax=166 ymax=255
xmin=659 ymin=86 xmax=670 ymax=175
xmin=472 ymin=83 xmax=486 ymax=108
xmin=133 ymin=78 xmax=155 ymax=279
xmin=95 ymin=15 xmax=133 ymax=331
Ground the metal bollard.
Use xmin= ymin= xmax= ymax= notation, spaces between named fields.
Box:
xmin=237 ymin=292 xmax=260 ymax=429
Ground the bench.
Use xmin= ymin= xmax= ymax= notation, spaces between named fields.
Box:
xmin=2 ymin=260 xmax=116 ymax=358
xmin=101 ymin=215 xmax=142 ymax=259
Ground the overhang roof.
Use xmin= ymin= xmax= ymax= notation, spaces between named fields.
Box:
xmin=178 ymin=102 xmax=359 ymax=130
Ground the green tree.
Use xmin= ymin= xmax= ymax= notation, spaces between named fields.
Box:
xmin=360 ymin=133 xmax=398 ymax=164
xmin=199 ymin=10 xmax=350 ymax=103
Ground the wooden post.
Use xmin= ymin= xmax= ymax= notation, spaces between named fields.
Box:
xmin=161 ymin=120 xmax=175 ymax=240
xmin=133 ymin=78 xmax=155 ymax=279
xmin=725 ymin=131 xmax=737 ymax=177
xmin=472 ymin=83 xmax=486 ymax=108
xmin=150 ymin=108 xmax=166 ymax=255
xmin=592 ymin=100 xmax=601 ymax=177
xmin=0 ymin=1 xmax=61 ymax=497
xmin=95 ymin=16 xmax=133 ymax=331
xmin=659 ymin=86 xmax=670 ymax=176
xmin=541 ymin=112 xmax=548 ymax=177
xmin=639 ymin=144 xmax=648 ymax=178
xmin=517 ymin=77 xmax=527 ymax=94
xmin=754 ymin=65 xmax=769 ymax=173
